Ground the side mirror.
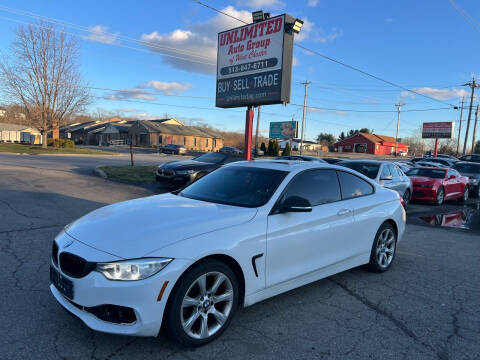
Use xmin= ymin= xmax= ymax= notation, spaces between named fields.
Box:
xmin=380 ymin=175 xmax=393 ymax=181
xmin=449 ymin=174 xmax=456 ymax=179
xmin=279 ymin=196 xmax=312 ymax=213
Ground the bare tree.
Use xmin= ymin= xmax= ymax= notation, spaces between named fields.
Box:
xmin=0 ymin=22 xmax=90 ymax=147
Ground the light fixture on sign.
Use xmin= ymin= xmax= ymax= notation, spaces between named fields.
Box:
xmin=292 ymin=19 xmax=304 ymax=34
xmin=252 ymin=10 xmax=264 ymax=23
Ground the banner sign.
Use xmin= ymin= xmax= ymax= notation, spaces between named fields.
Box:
xmin=422 ymin=122 xmax=454 ymax=139
xmin=269 ymin=121 xmax=298 ymax=139
xmin=216 ymin=14 xmax=294 ymax=108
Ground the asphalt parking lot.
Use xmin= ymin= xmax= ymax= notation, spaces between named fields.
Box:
xmin=0 ymin=153 xmax=479 ymax=360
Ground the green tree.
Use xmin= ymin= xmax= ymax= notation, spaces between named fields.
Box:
xmin=346 ymin=128 xmax=372 ymax=138
xmin=272 ymin=140 xmax=280 ymax=156
xmin=282 ymin=142 xmax=291 ymax=156
xmin=474 ymin=140 xmax=480 ymax=154
xmin=338 ymin=131 xmax=346 ymax=141
xmin=316 ymin=133 xmax=335 ymax=144
xmin=260 ymin=142 xmax=267 ymax=153
xmin=267 ymin=139 xmax=273 ymax=156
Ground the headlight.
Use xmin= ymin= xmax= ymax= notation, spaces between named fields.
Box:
xmin=419 ymin=184 xmax=433 ymax=188
xmin=96 ymin=258 xmax=172 ymax=281
xmin=176 ymin=169 xmax=195 ymax=175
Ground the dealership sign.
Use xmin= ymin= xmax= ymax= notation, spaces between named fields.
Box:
xmin=216 ymin=14 xmax=294 ymax=108
xmin=269 ymin=121 xmax=298 ymax=139
xmin=422 ymin=122 xmax=454 ymax=139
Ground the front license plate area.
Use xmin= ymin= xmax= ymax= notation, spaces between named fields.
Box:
xmin=50 ymin=265 xmax=74 ymax=299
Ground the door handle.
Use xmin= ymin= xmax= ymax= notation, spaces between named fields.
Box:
xmin=337 ymin=208 xmax=351 ymax=216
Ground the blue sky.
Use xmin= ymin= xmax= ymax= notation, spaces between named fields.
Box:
xmin=0 ymin=0 xmax=479 ymax=143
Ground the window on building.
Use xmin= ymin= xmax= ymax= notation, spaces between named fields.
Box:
xmin=206 ymin=138 xmax=209 ymax=147
xmin=158 ymin=135 xmax=162 ymax=144
xmin=194 ymin=138 xmax=197 ymax=146
xmin=213 ymin=139 xmax=216 ymax=148
xmin=183 ymin=137 xmax=186 ymax=146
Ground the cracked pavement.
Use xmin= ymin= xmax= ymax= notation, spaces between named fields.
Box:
xmin=0 ymin=153 xmax=479 ymax=359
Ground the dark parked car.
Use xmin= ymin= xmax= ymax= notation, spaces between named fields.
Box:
xmin=338 ymin=160 xmax=412 ymax=207
xmin=156 ymin=152 xmax=240 ymax=189
xmin=422 ymin=157 xmax=456 ymax=168
xmin=458 ymin=154 xmax=480 ymax=163
xmin=275 ymin=155 xmax=327 ymax=163
xmin=160 ymin=144 xmax=187 ymax=155
xmin=453 ymin=161 xmax=480 ymax=198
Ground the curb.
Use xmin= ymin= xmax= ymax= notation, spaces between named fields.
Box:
xmin=92 ymin=165 xmax=107 ymax=179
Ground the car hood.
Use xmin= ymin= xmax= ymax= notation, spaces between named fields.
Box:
xmin=161 ymin=160 xmax=216 ymax=171
xmin=65 ymin=193 xmax=257 ymax=259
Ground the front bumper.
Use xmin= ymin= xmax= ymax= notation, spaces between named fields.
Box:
xmin=50 ymin=244 xmax=193 ymax=337
xmin=411 ymin=188 xmax=436 ymax=202
xmin=156 ymin=172 xmax=195 ymax=187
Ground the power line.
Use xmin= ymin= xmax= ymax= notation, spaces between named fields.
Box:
xmin=191 ymin=0 xmax=457 ymax=108
xmin=448 ymin=0 xmax=480 ymax=34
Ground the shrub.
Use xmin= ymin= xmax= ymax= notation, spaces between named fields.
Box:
xmin=260 ymin=142 xmax=267 ymax=153
xmin=48 ymin=138 xmax=75 ymax=148
xmin=282 ymin=142 xmax=291 ymax=156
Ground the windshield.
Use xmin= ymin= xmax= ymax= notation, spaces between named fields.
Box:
xmin=454 ymin=163 xmax=480 ymax=174
xmin=340 ymin=162 xmax=380 ymax=179
xmin=180 ymin=166 xmax=288 ymax=208
xmin=406 ymin=168 xmax=446 ymax=178
xmin=194 ymin=152 xmax=227 ymax=164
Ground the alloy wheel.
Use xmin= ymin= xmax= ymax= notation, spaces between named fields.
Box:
xmin=437 ymin=188 xmax=444 ymax=205
xmin=180 ymin=272 xmax=234 ymax=340
xmin=376 ymin=228 xmax=395 ymax=268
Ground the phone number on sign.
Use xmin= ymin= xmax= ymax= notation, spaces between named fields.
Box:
xmin=226 ymin=60 xmax=269 ymax=75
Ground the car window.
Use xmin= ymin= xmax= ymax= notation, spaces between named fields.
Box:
xmin=392 ymin=165 xmax=403 ymax=177
xmin=194 ymin=153 xmax=227 ymax=164
xmin=339 ymin=162 xmax=380 ymax=179
xmin=380 ymin=165 xmax=391 ymax=179
xmin=454 ymin=163 xmax=480 ymax=173
xmin=387 ymin=164 xmax=397 ymax=177
xmin=180 ymin=167 xmax=288 ymax=208
xmin=337 ymin=171 xmax=374 ymax=199
xmin=406 ymin=168 xmax=446 ymax=178
xmin=282 ymin=169 xmax=341 ymax=206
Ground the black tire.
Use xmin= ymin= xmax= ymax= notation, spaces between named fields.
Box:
xmin=474 ymin=186 xmax=480 ymax=199
xmin=367 ymin=222 xmax=397 ymax=273
xmin=458 ymin=186 xmax=469 ymax=203
xmin=164 ymin=259 xmax=239 ymax=347
xmin=402 ymin=189 xmax=411 ymax=210
xmin=435 ymin=187 xmax=444 ymax=206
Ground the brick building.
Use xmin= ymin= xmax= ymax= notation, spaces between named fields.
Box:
xmin=334 ymin=132 xmax=408 ymax=155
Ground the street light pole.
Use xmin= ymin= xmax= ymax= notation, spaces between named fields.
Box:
xmin=394 ymin=103 xmax=403 ymax=156
xmin=456 ymin=97 xmax=464 ymax=156
xmin=462 ymin=78 xmax=478 ymax=155
xmin=300 ymin=81 xmax=310 ymax=155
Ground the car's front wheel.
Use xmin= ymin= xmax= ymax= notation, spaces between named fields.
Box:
xmin=165 ymin=259 xmax=239 ymax=346
xmin=435 ymin=187 xmax=444 ymax=206
xmin=368 ymin=222 xmax=397 ymax=273
xmin=458 ymin=186 xmax=469 ymax=203
xmin=402 ymin=189 xmax=411 ymax=209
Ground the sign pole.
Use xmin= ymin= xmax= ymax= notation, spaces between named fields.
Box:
xmin=244 ymin=106 xmax=254 ymax=161
xmin=434 ymin=138 xmax=439 ymax=158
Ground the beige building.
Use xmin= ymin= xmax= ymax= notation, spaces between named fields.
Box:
xmin=128 ymin=120 xmax=224 ymax=151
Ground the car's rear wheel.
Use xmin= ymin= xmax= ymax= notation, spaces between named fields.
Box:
xmin=458 ymin=186 xmax=469 ymax=203
xmin=165 ymin=259 xmax=239 ymax=346
xmin=435 ymin=187 xmax=444 ymax=206
xmin=368 ymin=222 xmax=397 ymax=273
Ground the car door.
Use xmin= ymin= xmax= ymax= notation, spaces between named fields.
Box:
xmin=444 ymin=170 xmax=458 ymax=198
xmin=266 ymin=169 xmax=354 ymax=287
xmin=386 ymin=163 xmax=403 ymax=195
xmin=336 ymin=170 xmax=377 ymax=258
xmin=379 ymin=164 xmax=395 ymax=190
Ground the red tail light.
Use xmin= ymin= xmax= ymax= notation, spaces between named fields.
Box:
xmin=399 ymin=194 xmax=405 ymax=208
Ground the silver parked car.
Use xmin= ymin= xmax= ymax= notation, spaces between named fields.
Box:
xmin=338 ymin=160 xmax=413 ymax=208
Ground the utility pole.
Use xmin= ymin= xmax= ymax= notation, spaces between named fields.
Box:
xmin=254 ymin=106 xmax=261 ymax=155
xmin=462 ymin=78 xmax=478 ymax=155
xmin=300 ymin=80 xmax=311 ymax=155
xmin=472 ymin=104 xmax=479 ymax=154
xmin=456 ymin=97 xmax=465 ymax=156
xmin=394 ymin=103 xmax=403 ymax=156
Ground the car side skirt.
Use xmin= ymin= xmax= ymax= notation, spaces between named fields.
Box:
xmin=243 ymin=252 xmax=369 ymax=307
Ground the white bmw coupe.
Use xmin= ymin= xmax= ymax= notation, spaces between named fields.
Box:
xmin=50 ymin=160 xmax=405 ymax=346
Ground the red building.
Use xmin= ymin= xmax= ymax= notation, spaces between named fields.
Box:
xmin=334 ymin=132 xmax=409 ymax=155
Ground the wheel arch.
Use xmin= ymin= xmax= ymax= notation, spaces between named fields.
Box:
xmin=384 ymin=218 xmax=398 ymax=238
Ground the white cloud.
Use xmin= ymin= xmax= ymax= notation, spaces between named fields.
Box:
xmin=307 ymin=107 xmax=349 ymax=116
xmin=295 ymin=19 xmax=342 ymax=43
xmin=85 ymin=25 xmax=119 ymax=44
xmin=236 ymin=0 xmax=285 ymax=9
xmin=140 ymin=81 xmax=192 ymax=95
xmin=292 ymin=56 xmax=299 ymax=66
xmin=105 ymin=89 xmax=156 ymax=101
xmin=140 ymin=6 xmax=251 ymax=74
xmin=400 ymin=87 xmax=467 ymax=101
xmin=308 ymin=0 xmax=319 ymax=7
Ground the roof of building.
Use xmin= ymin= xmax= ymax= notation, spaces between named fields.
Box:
xmin=335 ymin=132 xmax=408 ymax=146
xmin=133 ymin=120 xmax=222 ymax=139
xmin=0 ymin=122 xmax=31 ymax=131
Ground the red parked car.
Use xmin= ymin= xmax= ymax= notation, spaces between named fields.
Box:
xmin=406 ymin=167 xmax=469 ymax=205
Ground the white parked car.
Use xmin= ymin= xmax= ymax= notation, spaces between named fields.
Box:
xmin=50 ymin=161 xmax=406 ymax=346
